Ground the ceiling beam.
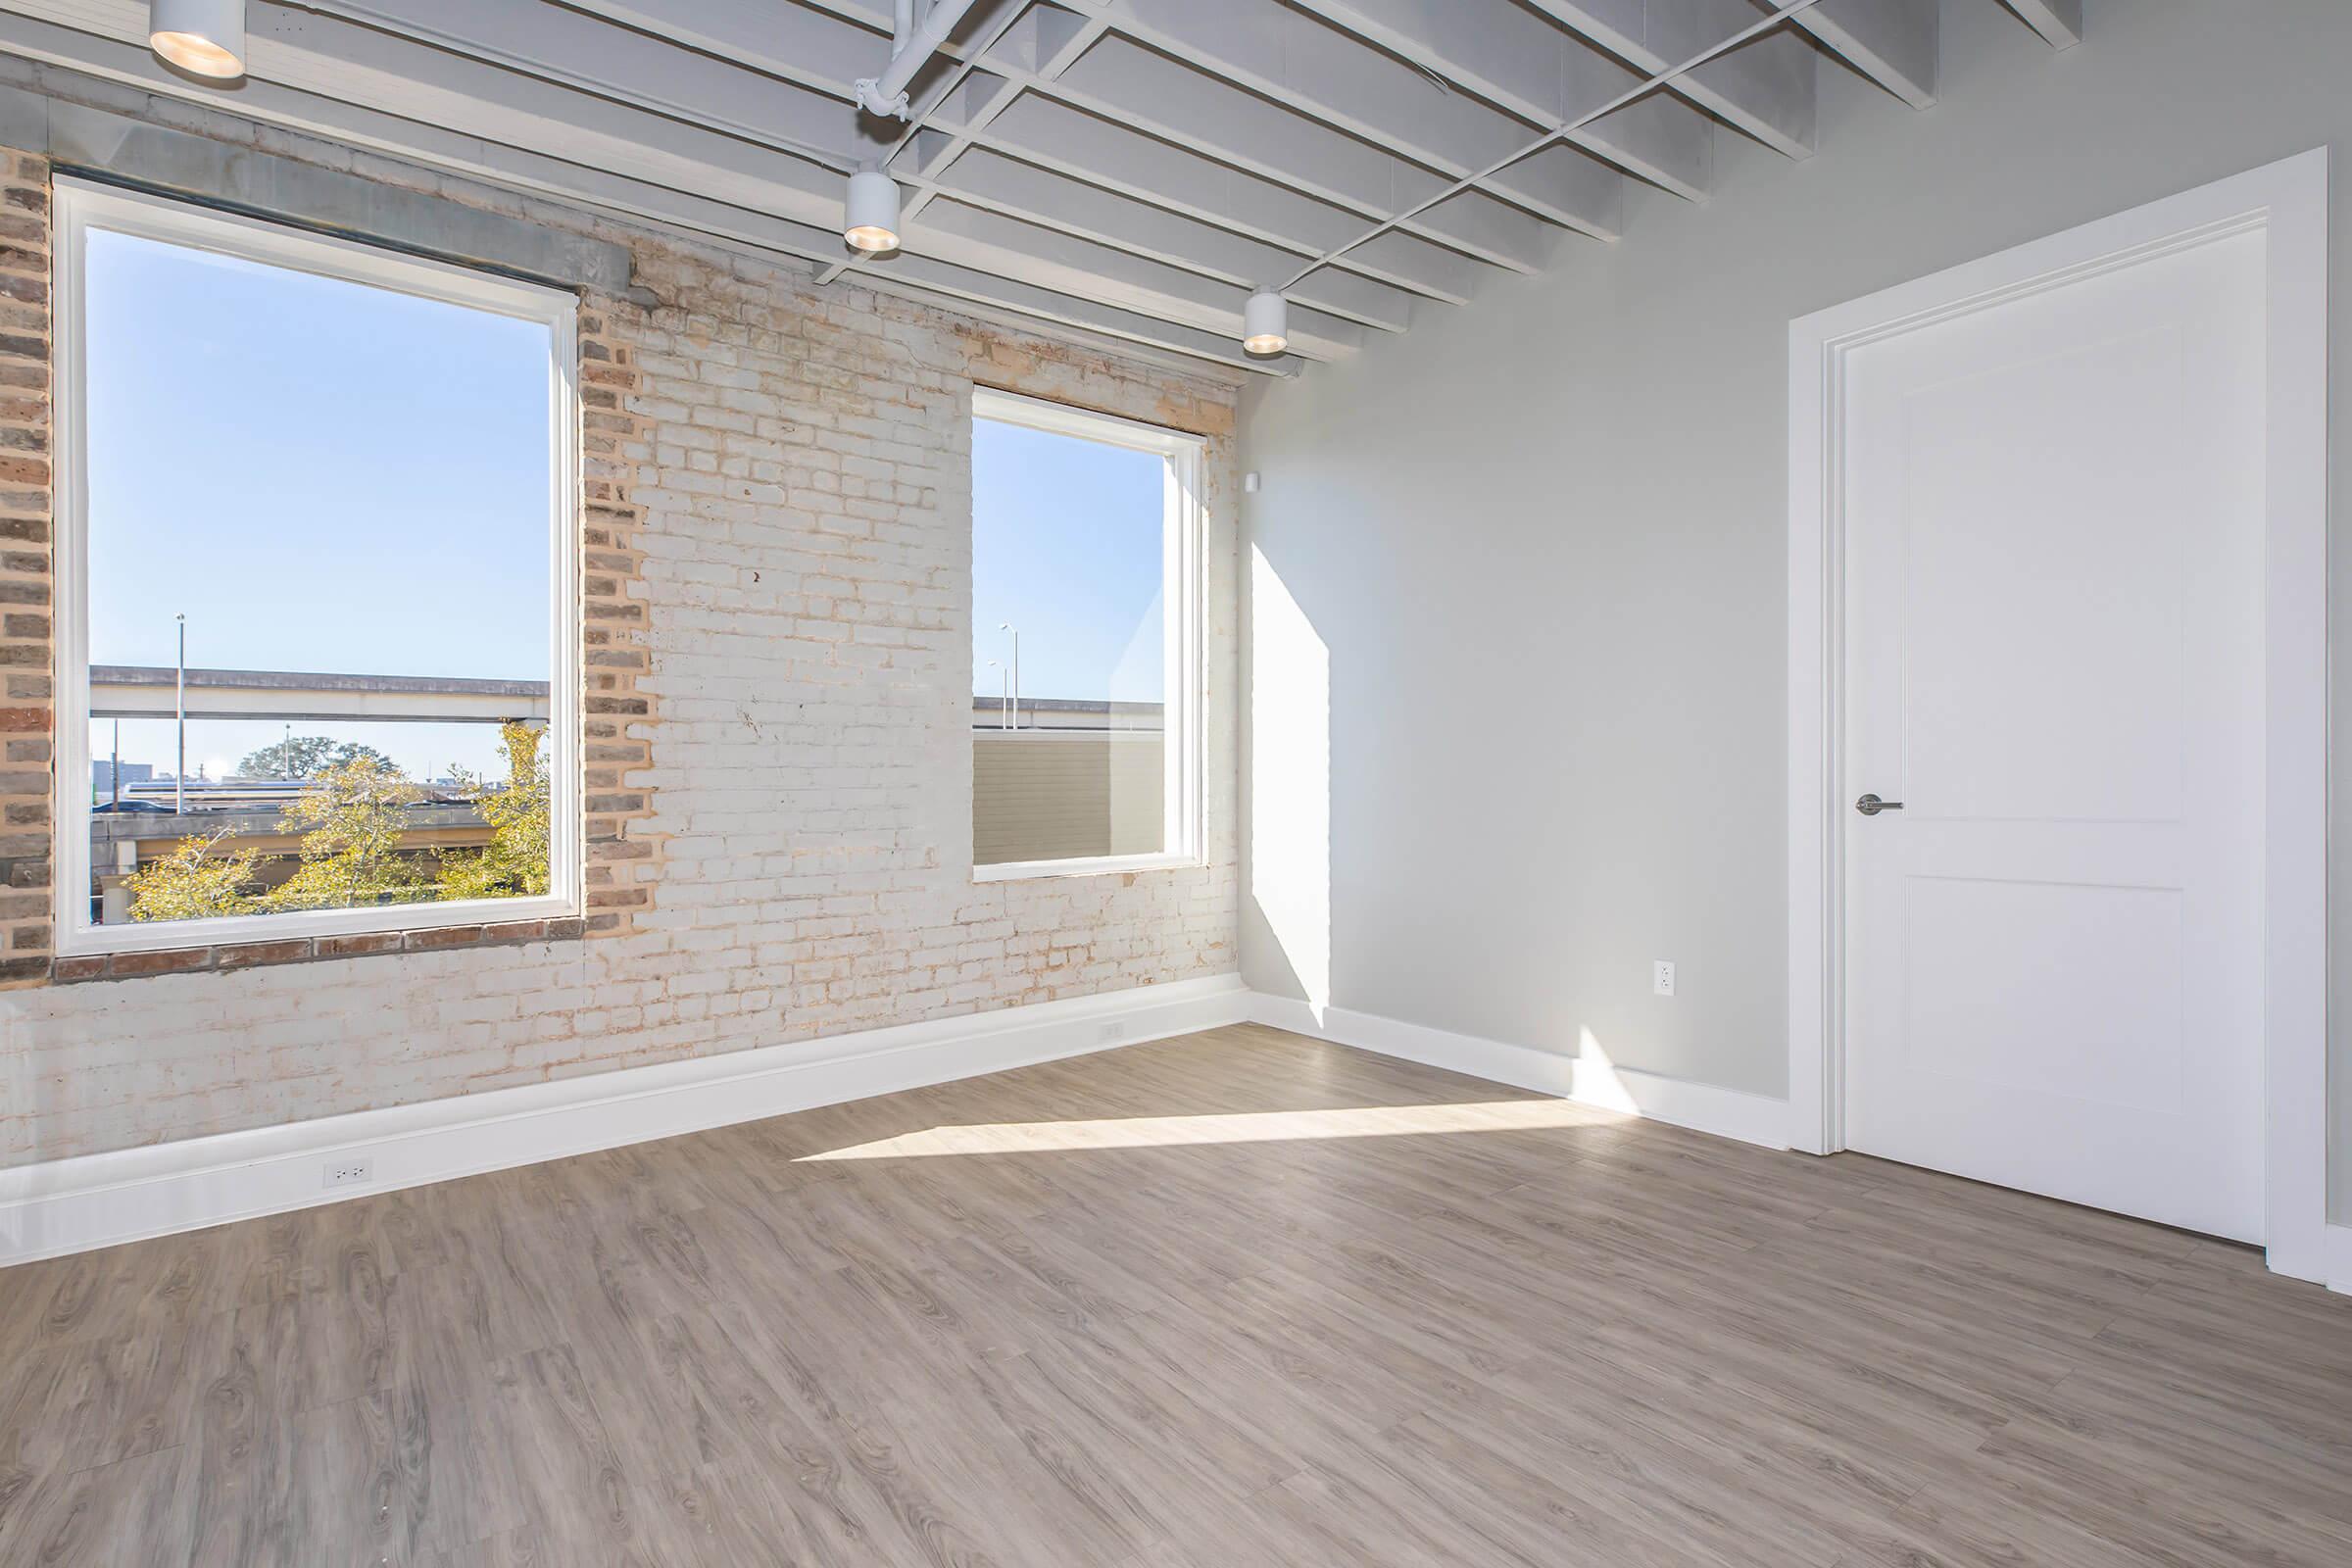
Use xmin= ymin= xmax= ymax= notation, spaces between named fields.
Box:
xmin=974 ymin=93 xmax=1484 ymax=305
xmin=923 ymin=146 xmax=1417 ymax=332
xmin=1270 ymin=0 xmax=1714 ymax=201
xmin=1796 ymin=0 xmax=1937 ymax=109
xmin=428 ymin=0 xmax=1492 ymax=308
xmin=0 ymin=6 xmax=1298 ymax=374
xmin=301 ymin=0 xmax=1413 ymax=318
xmin=1272 ymin=0 xmax=1819 ymax=295
xmin=1521 ymin=0 xmax=1818 ymax=159
xmin=816 ymin=0 xmax=1055 ymax=288
xmin=858 ymin=246 xmax=1301 ymax=373
xmin=914 ymin=197 xmax=1367 ymax=359
xmin=1086 ymin=0 xmax=1626 ymax=238
xmin=0 ymin=1 xmax=850 ymax=216
xmin=1003 ymin=30 xmax=1556 ymax=273
xmin=298 ymin=0 xmax=889 ymax=163
xmin=2000 ymin=0 xmax=2082 ymax=50
xmin=75 ymin=0 xmax=1356 ymax=360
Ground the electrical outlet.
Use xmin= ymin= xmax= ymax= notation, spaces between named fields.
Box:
xmin=322 ymin=1156 xmax=374 ymax=1189
xmin=1652 ymin=959 xmax=1677 ymax=998
xmin=1099 ymin=1020 xmax=1129 ymax=1043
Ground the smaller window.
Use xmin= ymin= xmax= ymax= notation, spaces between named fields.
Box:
xmin=53 ymin=179 xmax=580 ymax=955
xmin=970 ymin=389 xmax=1203 ymax=880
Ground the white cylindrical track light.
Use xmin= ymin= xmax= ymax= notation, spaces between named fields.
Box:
xmin=1243 ymin=288 xmax=1289 ymax=355
xmin=151 ymin=0 xmax=246 ymax=78
xmin=843 ymin=169 xmax=903 ymax=254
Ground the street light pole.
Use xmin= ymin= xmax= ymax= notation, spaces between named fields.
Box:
xmin=1002 ymin=620 xmax=1020 ymax=733
xmin=173 ymin=613 xmax=186 ymax=814
xmin=986 ymin=660 xmax=1009 ymax=729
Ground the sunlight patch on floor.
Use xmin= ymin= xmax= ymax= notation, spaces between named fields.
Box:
xmin=796 ymin=1098 xmax=1627 ymax=1160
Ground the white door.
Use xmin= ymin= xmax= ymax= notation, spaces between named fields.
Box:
xmin=1841 ymin=225 xmax=2268 ymax=1242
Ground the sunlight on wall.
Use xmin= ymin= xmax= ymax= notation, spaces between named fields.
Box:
xmin=1249 ymin=543 xmax=1331 ymax=1013
xmin=1570 ymin=1025 xmax=1641 ymax=1114
xmin=797 ymin=1098 xmax=1624 ymax=1160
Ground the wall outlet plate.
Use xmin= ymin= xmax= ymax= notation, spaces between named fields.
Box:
xmin=1652 ymin=959 xmax=1677 ymax=998
xmin=1099 ymin=1020 xmax=1129 ymax=1042
xmin=322 ymin=1156 xmax=374 ymax=1189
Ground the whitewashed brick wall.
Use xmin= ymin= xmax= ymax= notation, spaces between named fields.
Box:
xmin=0 ymin=84 xmax=1240 ymax=1167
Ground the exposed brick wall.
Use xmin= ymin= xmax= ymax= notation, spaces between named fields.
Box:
xmin=576 ymin=301 xmax=661 ymax=941
xmin=0 ymin=94 xmax=1240 ymax=1167
xmin=0 ymin=149 xmax=47 ymax=988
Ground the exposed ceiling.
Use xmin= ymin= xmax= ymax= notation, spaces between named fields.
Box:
xmin=0 ymin=0 xmax=2082 ymax=377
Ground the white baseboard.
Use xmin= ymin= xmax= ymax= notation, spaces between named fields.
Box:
xmin=1246 ymin=995 xmax=1790 ymax=1151
xmin=16 ymin=974 xmax=2320 ymax=1280
xmin=0 ymin=974 xmax=1250 ymax=1267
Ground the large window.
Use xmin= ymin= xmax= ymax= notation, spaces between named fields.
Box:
xmin=971 ymin=389 xmax=1201 ymax=878
xmin=54 ymin=179 xmax=578 ymax=954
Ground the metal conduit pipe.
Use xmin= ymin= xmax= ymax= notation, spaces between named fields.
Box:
xmin=856 ymin=0 xmax=983 ymax=119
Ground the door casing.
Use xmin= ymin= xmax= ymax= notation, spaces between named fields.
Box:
xmin=1784 ymin=149 xmax=2329 ymax=1282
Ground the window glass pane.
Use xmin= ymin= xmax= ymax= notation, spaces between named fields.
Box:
xmin=971 ymin=416 xmax=1167 ymax=866
xmin=79 ymin=226 xmax=554 ymax=929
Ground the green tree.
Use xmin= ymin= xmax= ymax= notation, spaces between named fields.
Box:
xmin=237 ymin=735 xmax=395 ymax=779
xmin=437 ymin=720 xmax=551 ymax=901
xmin=264 ymin=754 xmax=424 ymax=912
xmin=123 ymin=832 xmax=262 ymax=921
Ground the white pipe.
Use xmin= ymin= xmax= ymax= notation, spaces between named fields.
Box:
xmin=856 ymin=0 xmax=981 ymax=119
xmin=892 ymin=0 xmax=914 ymax=54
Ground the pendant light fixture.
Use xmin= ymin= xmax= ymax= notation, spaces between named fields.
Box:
xmin=150 ymin=0 xmax=247 ymax=79
xmin=1243 ymin=288 xmax=1289 ymax=355
xmin=843 ymin=168 xmax=903 ymax=254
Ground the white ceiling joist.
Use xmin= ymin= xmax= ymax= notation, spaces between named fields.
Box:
xmin=0 ymin=6 xmax=1300 ymax=372
xmin=1279 ymin=0 xmax=1825 ymax=292
xmin=1523 ymin=0 xmax=1819 ymax=160
xmin=2001 ymin=0 xmax=2082 ymax=50
xmin=1284 ymin=0 xmax=1716 ymax=201
xmin=1037 ymin=34 xmax=1559 ymax=273
xmin=1798 ymin=0 xmax=1939 ymax=109
xmin=816 ymin=0 xmax=1076 ymax=292
xmin=970 ymin=95 xmax=1486 ymax=305
xmin=1087 ymin=0 xmax=1630 ymax=237
xmin=0 ymin=0 xmax=2071 ymax=374
xmin=929 ymin=146 xmax=1418 ymax=332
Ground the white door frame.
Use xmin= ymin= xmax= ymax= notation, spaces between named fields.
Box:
xmin=1785 ymin=149 xmax=2329 ymax=1282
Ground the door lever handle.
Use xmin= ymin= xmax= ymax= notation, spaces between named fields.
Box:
xmin=1855 ymin=793 xmax=1904 ymax=816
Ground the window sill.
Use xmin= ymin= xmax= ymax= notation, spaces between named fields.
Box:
xmin=51 ymin=914 xmax=587 ymax=984
xmin=973 ymin=853 xmax=1204 ymax=884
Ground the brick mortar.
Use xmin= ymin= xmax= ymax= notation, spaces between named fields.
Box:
xmin=52 ymin=918 xmax=589 ymax=983
xmin=0 ymin=84 xmax=1241 ymax=1168
xmin=0 ymin=147 xmax=50 ymax=990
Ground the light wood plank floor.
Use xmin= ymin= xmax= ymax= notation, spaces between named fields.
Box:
xmin=3 ymin=1023 xmax=2348 ymax=1566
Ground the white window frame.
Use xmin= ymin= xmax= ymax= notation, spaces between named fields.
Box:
xmin=51 ymin=177 xmax=582 ymax=956
xmin=970 ymin=387 xmax=1204 ymax=883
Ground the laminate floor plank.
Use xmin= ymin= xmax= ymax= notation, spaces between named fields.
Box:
xmin=4 ymin=1023 xmax=2348 ymax=1565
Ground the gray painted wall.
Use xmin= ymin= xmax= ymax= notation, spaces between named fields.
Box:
xmin=1238 ymin=0 xmax=2352 ymax=1214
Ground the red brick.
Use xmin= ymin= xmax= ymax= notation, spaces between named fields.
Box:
xmin=317 ymin=931 xmax=406 ymax=959
xmin=403 ymin=925 xmax=487 ymax=952
xmin=216 ymin=939 xmax=316 ymax=970
xmin=107 ymin=947 xmax=214 ymax=978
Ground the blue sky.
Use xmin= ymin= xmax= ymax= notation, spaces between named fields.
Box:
xmin=971 ymin=418 xmax=1164 ymax=707
xmin=78 ymin=227 xmax=1165 ymax=795
xmin=83 ymin=227 xmax=551 ymax=786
